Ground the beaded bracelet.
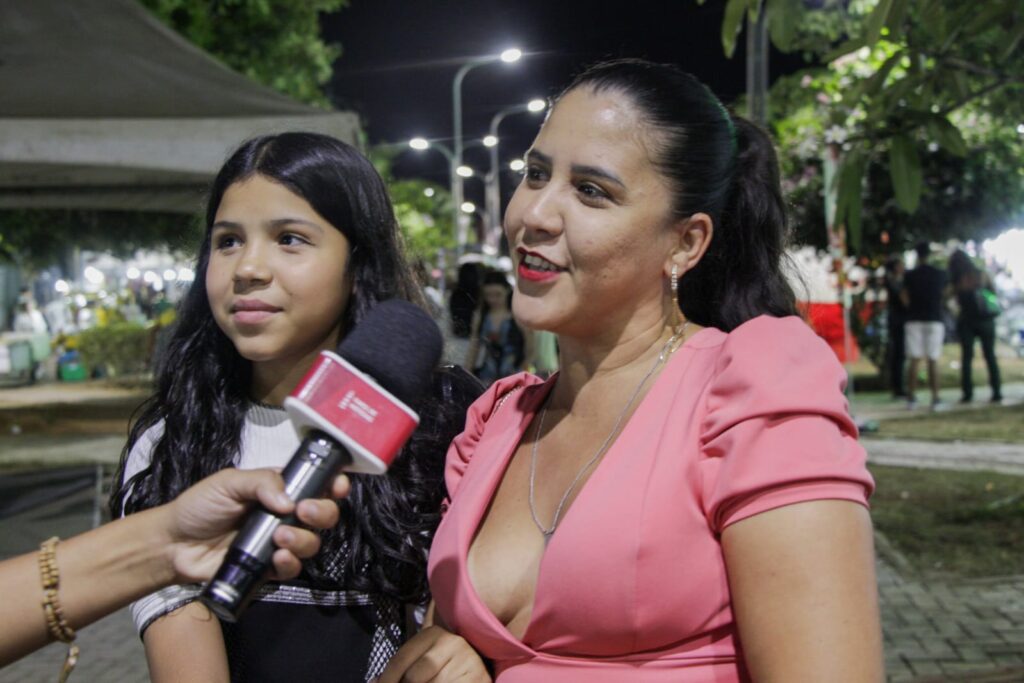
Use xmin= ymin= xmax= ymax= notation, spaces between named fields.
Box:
xmin=38 ymin=536 xmax=79 ymax=683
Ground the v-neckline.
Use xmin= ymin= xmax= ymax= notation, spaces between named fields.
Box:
xmin=460 ymin=334 xmax=700 ymax=649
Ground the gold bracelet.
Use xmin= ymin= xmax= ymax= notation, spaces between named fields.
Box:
xmin=38 ymin=536 xmax=79 ymax=683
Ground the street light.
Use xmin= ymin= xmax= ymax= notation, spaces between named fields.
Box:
xmin=508 ymin=158 xmax=525 ymax=172
xmin=452 ymin=48 xmax=523 ymax=255
xmin=485 ymin=98 xmax=547 ymax=248
xmin=407 ymin=136 xmax=492 ymax=255
xmin=408 ymin=137 xmax=458 ymax=240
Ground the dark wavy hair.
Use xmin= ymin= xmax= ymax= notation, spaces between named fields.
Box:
xmin=110 ymin=132 xmax=478 ymax=603
xmin=561 ymin=59 xmax=797 ymax=331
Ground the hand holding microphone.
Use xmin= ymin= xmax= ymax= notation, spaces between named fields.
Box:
xmin=200 ymin=300 xmax=443 ymax=621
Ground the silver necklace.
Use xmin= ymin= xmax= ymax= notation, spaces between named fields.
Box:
xmin=528 ymin=322 xmax=689 ymax=545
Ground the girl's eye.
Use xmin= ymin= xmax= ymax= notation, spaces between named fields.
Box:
xmin=279 ymin=233 xmax=311 ymax=247
xmin=215 ymin=235 xmax=241 ymax=250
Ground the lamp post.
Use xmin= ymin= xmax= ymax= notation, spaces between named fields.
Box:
xmin=484 ymin=98 xmax=546 ymax=249
xmin=408 ymin=137 xmax=489 ymax=257
xmin=452 ymin=48 xmax=522 ymax=255
xmin=409 ymin=137 xmax=458 ymax=251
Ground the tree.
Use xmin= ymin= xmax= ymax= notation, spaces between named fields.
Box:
xmin=1 ymin=0 xmax=349 ymax=275
xmin=771 ymin=66 xmax=1024 ymax=252
xmin=706 ymin=0 xmax=1024 ymax=252
xmin=139 ymin=0 xmax=348 ymax=106
xmin=368 ymin=148 xmax=457 ymax=267
xmin=0 ymin=209 xmax=201 ymax=273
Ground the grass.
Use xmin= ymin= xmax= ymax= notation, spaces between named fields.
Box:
xmin=874 ymin=402 xmax=1024 ymax=443
xmin=852 ymin=341 xmax=1024 ymax=392
xmin=870 ymin=464 xmax=1024 ymax=579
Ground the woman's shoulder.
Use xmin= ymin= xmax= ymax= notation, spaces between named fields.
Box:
xmin=700 ymin=315 xmax=850 ymax=432
xmin=683 ymin=314 xmax=828 ymax=361
xmin=470 ymin=371 xmax=545 ymax=420
xmin=704 ymin=315 xmax=845 ymax=402
xmin=445 ymin=371 xmax=544 ymax=494
xmin=714 ymin=315 xmax=832 ymax=363
xmin=452 ymin=371 xmax=546 ymax=447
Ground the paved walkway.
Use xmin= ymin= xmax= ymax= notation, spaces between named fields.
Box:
xmin=865 ymin=438 xmax=1024 ymax=476
xmin=876 ymin=535 xmax=1024 ymax=681
xmin=0 ymin=473 xmax=148 ymax=682
xmin=0 ymin=380 xmax=1022 ymax=681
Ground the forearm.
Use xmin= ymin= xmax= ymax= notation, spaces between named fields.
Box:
xmin=0 ymin=506 xmax=177 ymax=666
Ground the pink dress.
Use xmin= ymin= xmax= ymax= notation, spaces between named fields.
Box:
xmin=428 ymin=316 xmax=874 ymax=681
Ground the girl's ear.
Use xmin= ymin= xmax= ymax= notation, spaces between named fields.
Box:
xmin=665 ymin=212 xmax=713 ymax=278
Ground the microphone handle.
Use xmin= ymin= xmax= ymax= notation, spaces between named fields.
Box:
xmin=200 ymin=430 xmax=352 ymax=622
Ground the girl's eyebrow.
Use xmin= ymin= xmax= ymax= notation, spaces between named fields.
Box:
xmin=211 ymin=218 xmax=324 ymax=233
xmin=267 ymin=218 xmax=324 ymax=233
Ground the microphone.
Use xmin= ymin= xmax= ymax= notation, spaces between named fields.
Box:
xmin=199 ymin=299 xmax=443 ymax=621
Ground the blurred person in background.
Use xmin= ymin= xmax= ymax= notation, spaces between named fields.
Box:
xmin=465 ymin=270 xmax=528 ymax=385
xmin=901 ymin=242 xmax=948 ymax=410
xmin=884 ymin=255 xmax=908 ymax=399
xmin=948 ymin=249 xmax=1002 ymax=403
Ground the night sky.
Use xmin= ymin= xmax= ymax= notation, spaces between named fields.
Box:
xmin=323 ymin=1 xmax=809 ymax=208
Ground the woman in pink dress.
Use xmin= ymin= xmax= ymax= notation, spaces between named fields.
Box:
xmin=381 ymin=59 xmax=884 ymax=682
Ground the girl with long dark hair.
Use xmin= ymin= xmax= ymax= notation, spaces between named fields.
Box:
xmin=465 ymin=270 xmax=527 ymax=385
xmin=110 ymin=132 xmax=480 ymax=682
xmin=383 ymin=59 xmax=881 ymax=682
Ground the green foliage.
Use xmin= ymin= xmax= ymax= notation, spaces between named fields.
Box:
xmin=834 ymin=150 xmax=865 ymax=248
xmin=77 ymin=322 xmax=151 ymax=378
xmin=0 ymin=210 xmax=201 ymax=272
xmin=137 ymin=0 xmax=348 ymax=106
xmin=368 ymin=147 xmax=456 ymax=265
xmin=887 ymin=134 xmax=921 ymax=213
xmin=719 ymin=0 xmax=1024 ymax=253
xmin=721 ymin=0 xmax=750 ymax=58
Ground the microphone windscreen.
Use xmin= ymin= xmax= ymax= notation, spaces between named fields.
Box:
xmin=337 ymin=299 xmax=443 ymax=406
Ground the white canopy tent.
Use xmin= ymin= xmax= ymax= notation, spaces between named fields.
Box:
xmin=0 ymin=0 xmax=362 ymax=213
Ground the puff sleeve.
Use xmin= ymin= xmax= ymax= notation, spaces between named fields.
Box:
xmin=699 ymin=316 xmax=874 ymax=533
xmin=444 ymin=372 xmax=541 ymax=503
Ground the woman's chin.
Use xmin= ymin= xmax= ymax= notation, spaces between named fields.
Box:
xmin=511 ymin=305 xmax=563 ymax=335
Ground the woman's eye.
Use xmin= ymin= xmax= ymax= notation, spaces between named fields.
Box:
xmin=525 ymin=165 xmax=548 ymax=184
xmin=577 ymin=182 xmax=609 ymax=203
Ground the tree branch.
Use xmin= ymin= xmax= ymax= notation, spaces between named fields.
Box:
xmin=842 ymin=75 xmax=1020 ymax=147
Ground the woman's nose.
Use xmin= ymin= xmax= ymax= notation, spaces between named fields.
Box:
xmin=515 ymin=185 xmax=563 ymax=241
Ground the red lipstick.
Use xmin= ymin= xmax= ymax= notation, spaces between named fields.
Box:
xmin=516 ymin=248 xmax=565 ymax=283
